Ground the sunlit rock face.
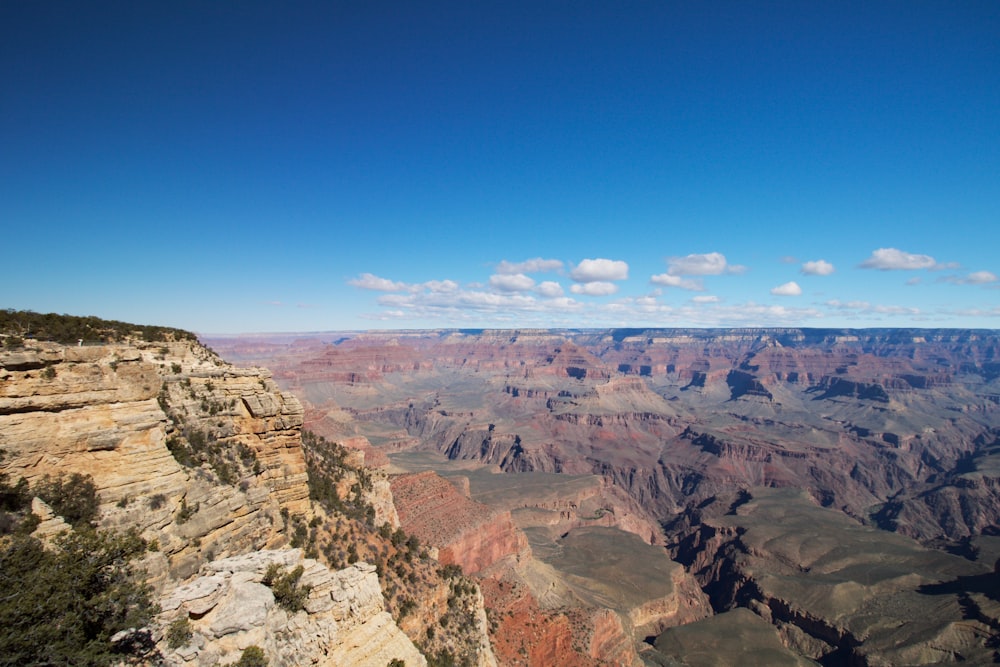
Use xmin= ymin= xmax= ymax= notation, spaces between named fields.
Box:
xmin=391 ymin=470 xmax=529 ymax=574
xmin=157 ymin=549 xmax=426 ymax=667
xmin=0 ymin=338 xmax=425 ymax=666
xmin=0 ymin=340 xmax=310 ymax=577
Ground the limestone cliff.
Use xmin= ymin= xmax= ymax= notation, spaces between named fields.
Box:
xmin=158 ymin=549 xmax=425 ymax=667
xmin=0 ymin=337 xmax=426 ymax=665
xmin=0 ymin=340 xmax=308 ymax=580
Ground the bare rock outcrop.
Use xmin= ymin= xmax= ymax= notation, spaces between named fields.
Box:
xmin=391 ymin=470 xmax=529 ymax=574
xmin=0 ymin=340 xmax=311 ymax=581
xmin=158 ymin=548 xmax=425 ymax=667
xmin=664 ymin=488 xmax=998 ymax=665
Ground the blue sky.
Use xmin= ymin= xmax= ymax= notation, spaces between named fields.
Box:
xmin=2 ymin=1 xmax=998 ymax=333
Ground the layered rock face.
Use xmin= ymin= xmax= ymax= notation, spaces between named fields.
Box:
xmin=389 ymin=468 xmax=712 ymax=666
xmin=204 ymin=327 xmax=1000 ymax=665
xmin=208 ymin=328 xmax=1000 ymax=544
xmin=0 ymin=338 xmax=425 ymax=665
xmin=0 ymin=340 xmax=309 ymax=579
xmin=391 ymin=470 xmax=529 ymax=574
xmin=663 ymin=488 xmax=999 ymax=665
xmin=159 ymin=548 xmax=425 ymax=667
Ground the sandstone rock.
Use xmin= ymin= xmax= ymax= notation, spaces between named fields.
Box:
xmin=160 ymin=574 xmax=227 ymax=614
xmin=160 ymin=549 xmax=424 ymax=667
xmin=208 ymin=576 xmax=274 ymax=637
xmin=0 ymin=339 xmax=310 ymax=578
xmin=671 ymin=488 xmax=997 ymax=665
xmin=392 ymin=471 xmax=529 ymax=574
xmin=29 ymin=496 xmax=70 ymax=541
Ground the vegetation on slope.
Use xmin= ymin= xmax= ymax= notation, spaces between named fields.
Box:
xmin=158 ymin=379 xmax=262 ymax=489
xmin=302 ymin=430 xmax=486 ymax=667
xmin=0 ymin=465 xmax=158 ymax=666
xmin=1 ymin=308 xmax=196 ymax=347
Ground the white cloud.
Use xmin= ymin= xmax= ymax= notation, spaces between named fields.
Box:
xmin=667 ymin=252 xmax=729 ymax=276
xmin=570 ymin=258 xmax=629 ymax=282
xmin=941 ymin=270 xmax=998 ymax=285
xmin=649 ymin=273 xmax=705 ymax=291
xmin=423 ymin=279 xmax=459 ymax=293
xmin=692 ymin=295 xmax=720 ymax=303
xmin=535 ymin=281 xmax=564 ymax=298
xmin=771 ymin=281 xmax=803 ymax=296
xmin=489 ymin=273 xmax=535 ymax=292
xmin=350 ymin=274 xmax=459 ymax=294
xmin=349 ymin=273 xmax=409 ymax=291
xmin=570 ymin=281 xmax=619 ymax=296
xmin=967 ymin=270 xmax=999 ymax=284
xmin=801 ymin=260 xmax=835 ymax=276
xmin=496 ymin=258 xmax=564 ymax=275
xmin=859 ymin=248 xmax=937 ymax=270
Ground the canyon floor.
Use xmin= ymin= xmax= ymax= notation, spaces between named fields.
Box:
xmin=205 ymin=328 xmax=1000 ymax=665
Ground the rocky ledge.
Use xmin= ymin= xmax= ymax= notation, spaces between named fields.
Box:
xmin=158 ymin=548 xmax=424 ymax=667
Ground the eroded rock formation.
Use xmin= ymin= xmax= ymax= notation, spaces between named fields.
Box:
xmin=204 ymin=327 xmax=1000 ymax=664
xmin=391 ymin=470 xmax=529 ymax=574
xmin=0 ymin=338 xmax=427 ymax=665
xmin=159 ymin=549 xmax=425 ymax=667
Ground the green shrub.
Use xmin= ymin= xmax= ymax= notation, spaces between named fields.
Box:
xmin=165 ymin=617 xmax=192 ymax=649
xmin=175 ymin=497 xmax=197 ymax=524
xmin=234 ymin=645 xmax=267 ymax=666
xmin=0 ymin=528 xmax=157 ymax=665
xmin=33 ymin=473 xmax=99 ymax=528
xmin=0 ymin=309 xmax=195 ymax=345
xmin=261 ymin=563 xmax=310 ymax=612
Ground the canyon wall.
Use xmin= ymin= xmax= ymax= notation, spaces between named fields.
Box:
xmin=204 ymin=327 xmax=1000 ymax=665
xmin=0 ymin=338 xmax=427 ymax=665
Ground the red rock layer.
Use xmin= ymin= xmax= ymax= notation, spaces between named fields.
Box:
xmin=391 ymin=471 xmax=528 ymax=574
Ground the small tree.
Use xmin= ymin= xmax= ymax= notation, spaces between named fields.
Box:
xmin=0 ymin=528 xmax=157 ymax=665
xmin=262 ymin=563 xmax=311 ymax=612
xmin=165 ymin=617 xmax=192 ymax=649
xmin=33 ymin=473 xmax=99 ymax=528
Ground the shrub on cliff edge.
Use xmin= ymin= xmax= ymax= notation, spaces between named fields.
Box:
xmin=0 ymin=527 xmax=158 ymax=665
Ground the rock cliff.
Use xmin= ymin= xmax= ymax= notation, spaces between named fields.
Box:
xmin=159 ymin=549 xmax=425 ymax=667
xmin=391 ymin=470 xmax=529 ymax=574
xmin=0 ymin=336 xmax=426 ymax=665
xmin=662 ymin=488 xmax=1000 ymax=665
xmin=204 ymin=327 xmax=1000 ymax=664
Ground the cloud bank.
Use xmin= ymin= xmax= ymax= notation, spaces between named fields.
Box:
xmin=347 ymin=245 xmax=993 ymax=328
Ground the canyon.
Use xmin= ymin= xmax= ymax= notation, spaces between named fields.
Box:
xmin=205 ymin=327 xmax=1000 ymax=665
xmin=0 ymin=333 xmax=460 ymax=666
xmin=3 ymin=320 xmax=1000 ymax=665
